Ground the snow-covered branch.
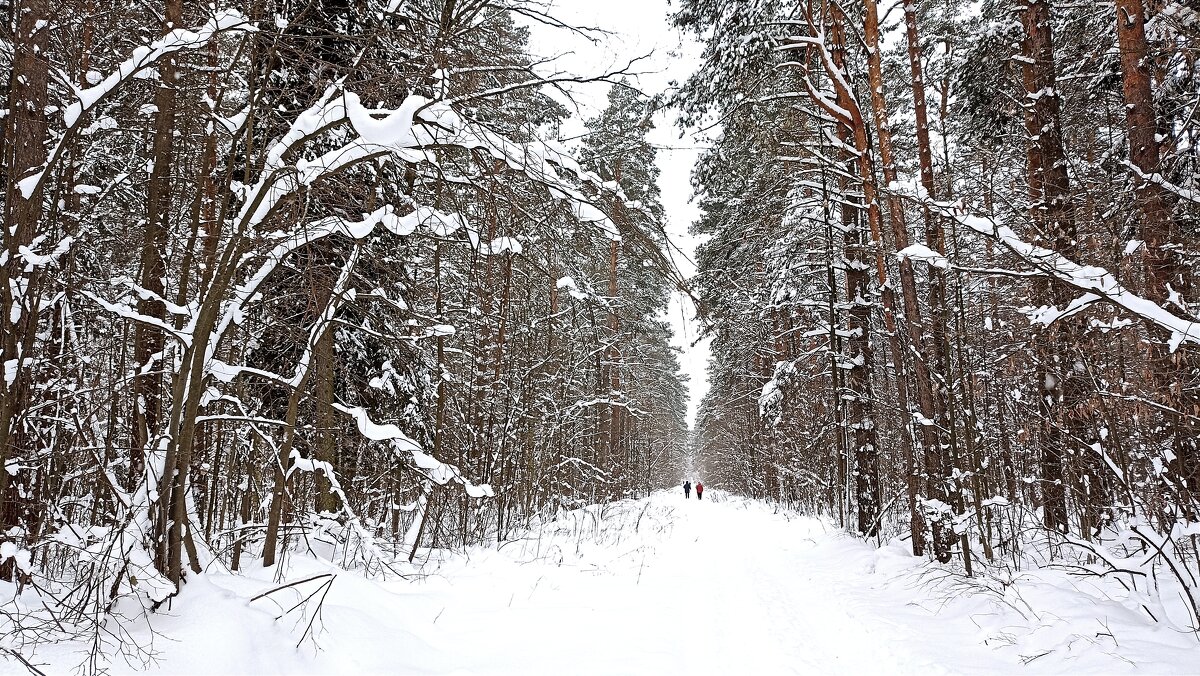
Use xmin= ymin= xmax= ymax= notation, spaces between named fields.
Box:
xmin=20 ymin=9 xmax=254 ymax=200
xmin=920 ymin=202 xmax=1200 ymax=350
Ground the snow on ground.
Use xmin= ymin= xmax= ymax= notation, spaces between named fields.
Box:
xmin=7 ymin=491 xmax=1198 ymax=675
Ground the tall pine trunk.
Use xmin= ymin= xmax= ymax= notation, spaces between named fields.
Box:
xmin=1018 ymin=0 xmax=1076 ymax=535
xmin=0 ymin=0 xmax=52 ymax=564
xmin=1115 ymin=0 xmax=1199 ymax=497
xmin=862 ymin=0 xmax=939 ymax=556
xmin=827 ymin=15 xmax=882 ymax=538
xmin=901 ymin=0 xmax=959 ymax=562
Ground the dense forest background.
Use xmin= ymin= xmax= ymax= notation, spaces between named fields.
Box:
xmin=0 ymin=0 xmax=688 ymax=613
xmin=680 ymin=0 xmax=1200 ymax=620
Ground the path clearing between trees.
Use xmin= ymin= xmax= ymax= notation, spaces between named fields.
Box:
xmin=16 ymin=492 xmax=1198 ymax=675
xmin=427 ymin=491 xmax=978 ymax=675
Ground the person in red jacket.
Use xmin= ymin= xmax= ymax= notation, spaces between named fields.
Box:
xmin=695 ymin=481 xmax=704 ymax=500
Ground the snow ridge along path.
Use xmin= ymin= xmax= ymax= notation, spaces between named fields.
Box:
xmin=13 ymin=491 xmax=1199 ymax=674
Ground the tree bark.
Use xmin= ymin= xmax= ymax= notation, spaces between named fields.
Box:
xmin=900 ymin=0 xmax=959 ymax=562
xmin=314 ymin=308 xmax=339 ymax=514
xmin=133 ymin=0 xmax=183 ymax=497
xmin=825 ymin=14 xmax=883 ymax=538
xmin=1018 ymin=0 xmax=1075 ymax=534
xmin=862 ymin=0 xmax=942 ymax=556
xmin=0 ymin=0 xmax=52 ymax=555
xmin=607 ymin=237 xmax=622 ymax=495
xmin=1114 ymin=0 xmax=1199 ymax=496
xmin=1115 ymin=0 xmax=1174 ymax=303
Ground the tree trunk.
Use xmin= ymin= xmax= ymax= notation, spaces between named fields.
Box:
xmin=828 ymin=15 xmax=883 ymax=538
xmin=0 ymin=0 xmax=52 ymax=557
xmin=607 ymin=238 xmax=623 ymax=495
xmin=1018 ymin=0 xmax=1075 ymax=534
xmin=1116 ymin=0 xmax=1174 ymax=303
xmin=900 ymin=0 xmax=959 ymax=562
xmin=1114 ymin=0 xmax=1199 ymax=497
xmin=314 ymin=314 xmax=339 ymax=514
xmin=133 ymin=0 xmax=183 ymax=498
xmin=862 ymin=0 xmax=941 ymax=556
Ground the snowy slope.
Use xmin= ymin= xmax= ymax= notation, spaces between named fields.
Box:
xmin=8 ymin=492 xmax=1197 ymax=675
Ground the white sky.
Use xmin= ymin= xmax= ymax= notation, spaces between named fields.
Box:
xmin=520 ymin=0 xmax=712 ymax=428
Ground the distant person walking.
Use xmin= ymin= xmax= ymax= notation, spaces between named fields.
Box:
xmin=683 ymin=481 xmax=692 ymax=499
xmin=695 ymin=481 xmax=704 ymax=500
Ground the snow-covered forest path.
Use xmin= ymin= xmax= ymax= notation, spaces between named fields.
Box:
xmin=311 ymin=492 xmax=1193 ymax=675
xmin=22 ymin=492 xmax=1199 ymax=675
xmin=482 ymin=492 xmax=958 ymax=676
xmin=423 ymin=491 xmax=942 ymax=675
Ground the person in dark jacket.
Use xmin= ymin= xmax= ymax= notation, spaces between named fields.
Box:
xmin=695 ymin=481 xmax=704 ymax=500
xmin=683 ymin=481 xmax=692 ymax=499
